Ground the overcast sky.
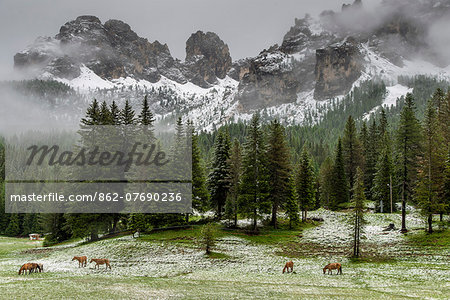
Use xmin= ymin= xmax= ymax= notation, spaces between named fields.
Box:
xmin=0 ymin=0 xmax=382 ymax=78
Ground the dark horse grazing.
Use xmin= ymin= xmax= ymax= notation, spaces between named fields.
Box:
xmin=72 ymin=256 xmax=87 ymax=267
xmin=323 ymin=263 xmax=342 ymax=275
xmin=283 ymin=261 xmax=294 ymax=273
xmin=31 ymin=263 xmax=43 ymax=273
xmin=90 ymin=258 xmax=111 ymax=270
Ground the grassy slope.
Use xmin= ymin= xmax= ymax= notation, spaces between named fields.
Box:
xmin=0 ymin=214 xmax=449 ymax=299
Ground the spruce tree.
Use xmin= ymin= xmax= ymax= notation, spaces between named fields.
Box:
xmin=81 ymin=99 xmax=100 ymax=125
xmin=267 ymin=119 xmax=291 ymax=228
xmin=120 ymin=99 xmax=136 ymax=125
xmin=296 ymin=149 xmax=315 ymax=221
xmin=225 ymin=139 xmax=241 ymax=227
xmin=190 ymin=122 xmax=209 ymax=213
xmin=352 ymin=167 xmax=366 ymax=258
xmin=110 ymin=100 xmax=121 ymax=125
xmin=208 ymin=130 xmax=231 ymax=219
xmin=138 ymin=95 xmax=155 ymax=140
xmin=330 ymin=138 xmax=348 ymax=209
xmin=342 ymin=116 xmax=363 ymax=198
xmin=239 ymin=114 xmax=269 ymax=231
xmin=396 ymin=93 xmax=422 ymax=232
xmin=5 ymin=214 xmax=20 ymax=236
xmin=285 ymin=176 xmax=299 ymax=229
xmin=99 ymin=100 xmax=113 ymax=125
xmin=372 ymin=143 xmax=394 ymax=213
xmin=318 ymin=157 xmax=334 ymax=209
xmin=139 ymin=95 xmax=155 ymax=126
xmin=415 ymin=100 xmax=445 ymax=233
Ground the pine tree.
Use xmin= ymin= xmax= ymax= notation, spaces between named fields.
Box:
xmin=40 ymin=213 xmax=70 ymax=245
xmin=110 ymin=100 xmax=121 ymax=125
xmin=443 ymin=151 xmax=450 ymax=218
xmin=5 ymin=214 xmax=20 ymax=236
xmin=352 ymin=167 xmax=366 ymax=258
xmin=99 ymin=100 xmax=113 ymax=125
xmin=378 ymin=108 xmax=388 ymax=139
xmin=267 ymin=119 xmax=291 ymax=228
xmin=318 ymin=157 xmax=334 ymax=209
xmin=372 ymin=143 xmax=394 ymax=213
xmin=208 ymin=129 xmax=231 ymax=219
xmin=120 ymin=99 xmax=136 ymax=125
xmin=415 ymin=100 xmax=445 ymax=233
xmin=396 ymin=93 xmax=422 ymax=232
xmin=190 ymin=122 xmax=209 ymax=213
xmin=138 ymin=95 xmax=155 ymax=126
xmin=364 ymin=119 xmax=380 ymax=199
xmin=81 ymin=99 xmax=100 ymax=125
xmin=296 ymin=149 xmax=315 ymax=221
xmin=342 ymin=116 xmax=363 ymax=198
xmin=239 ymin=114 xmax=269 ymax=231
xmin=330 ymin=138 xmax=348 ymax=209
xmin=285 ymin=176 xmax=299 ymax=229
xmin=138 ymin=95 xmax=155 ymax=140
xmin=225 ymin=139 xmax=241 ymax=227
xmin=128 ymin=213 xmax=147 ymax=237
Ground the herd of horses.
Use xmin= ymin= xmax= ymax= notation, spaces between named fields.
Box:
xmin=18 ymin=256 xmax=111 ymax=275
xmin=283 ymin=261 xmax=343 ymax=275
xmin=19 ymin=257 xmax=341 ymax=276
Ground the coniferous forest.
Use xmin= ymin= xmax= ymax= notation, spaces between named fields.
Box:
xmin=1 ymin=76 xmax=448 ymax=244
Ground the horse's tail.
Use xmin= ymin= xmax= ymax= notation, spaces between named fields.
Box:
xmin=339 ymin=266 xmax=342 ymax=274
xmin=282 ymin=266 xmax=286 ymax=273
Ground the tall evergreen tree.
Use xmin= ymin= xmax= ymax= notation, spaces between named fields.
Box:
xmin=396 ymin=93 xmax=422 ymax=232
xmin=330 ymin=138 xmax=348 ymax=209
xmin=190 ymin=122 xmax=209 ymax=213
xmin=239 ymin=114 xmax=269 ymax=231
xmin=5 ymin=214 xmax=20 ymax=236
xmin=138 ymin=95 xmax=156 ymax=140
xmin=351 ymin=167 xmax=366 ymax=258
xmin=120 ymin=99 xmax=136 ymax=125
xmin=225 ymin=139 xmax=242 ymax=227
xmin=110 ymin=100 xmax=121 ymax=125
xmin=296 ymin=149 xmax=315 ymax=221
xmin=81 ymin=99 xmax=100 ymax=125
xmin=208 ymin=130 xmax=231 ymax=219
xmin=372 ymin=143 xmax=394 ymax=213
xmin=138 ymin=95 xmax=155 ymax=126
xmin=415 ymin=100 xmax=445 ymax=233
xmin=267 ymin=119 xmax=291 ymax=228
xmin=99 ymin=100 xmax=113 ymax=125
xmin=342 ymin=116 xmax=363 ymax=198
xmin=285 ymin=175 xmax=299 ymax=229
xmin=318 ymin=157 xmax=334 ymax=209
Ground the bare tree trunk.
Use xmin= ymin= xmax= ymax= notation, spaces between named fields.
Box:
xmin=401 ymin=183 xmax=407 ymax=233
xmin=271 ymin=202 xmax=278 ymax=229
xmin=253 ymin=208 xmax=257 ymax=232
xmin=427 ymin=214 xmax=433 ymax=234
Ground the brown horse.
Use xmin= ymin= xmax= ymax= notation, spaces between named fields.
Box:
xmin=72 ymin=256 xmax=87 ymax=267
xmin=18 ymin=263 xmax=41 ymax=275
xmin=323 ymin=263 xmax=342 ymax=275
xmin=283 ymin=261 xmax=294 ymax=273
xmin=90 ymin=258 xmax=111 ymax=270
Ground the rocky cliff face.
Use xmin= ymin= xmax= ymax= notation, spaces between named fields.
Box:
xmin=314 ymin=38 xmax=363 ymax=100
xmin=15 ymin=16 xmax=186 ymax=83
xmin=236 ymin=15 xmax=335 ymax=109
xmin=184 ymin=31 xmax=232 ymax=87
xmin=14 ymin=16 xmax=233 ymax=86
